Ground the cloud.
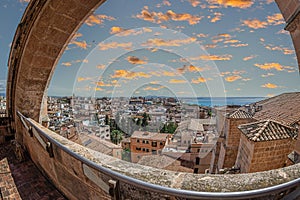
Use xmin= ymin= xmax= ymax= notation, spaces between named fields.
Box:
xmin=97 ymin=64 xmax=106 ymax=69
xmin=254 ymin=63 xmax=286 ymax=71
xmin=144 ymin=86 xmax=165 ymax=91
xmin=19 ymin=0 xmax=30 ymax=2
xmin=162 ymin=71 xmax=179 ymax=77
xmin=111 ymin=70 xmax=151 ymax=79
xmin=169 ymin=79 xmax=187 ymax=83
xmin=126 ymin=56 xmax=147 ymax=64
xmin=267 ymin=13 xmax=284 ymax=26
xmin=189 ymin=0 xmax=201 ymax=7
xmin=242 ymin=19 xmax=267 ymax=29
xmin=85 ymin=14 xmax=115 ymax=26
xmin=261 ymin=83 xmax=278 ymax=89
xmin=70 ymin=40 xmax=88 ymax=49
xmin=263 ymin=44 xmax=294 ymax=55
xmin=77 ymin=77 xmax=92 ymax=82
xmin=197 ymin=33 xmax=209 ymax=38
xmin=230 ymin=43 xmax=248 ymax=47
xmin=207 ymin=0 xmax=254 ymax=9
xmin=225 ymin=75 xmax=242 ymax=82
xmin=96 ymin=81 xmax=112 ymax=87
xmin=62 ymin=62 xmax=72 ymax=67
xmin=192 ymin=77 xmax=207 ymax=83
xmin=136 ymin=7 xmax=203 ymax=25
xmin=243 ymin=55 xmax=256 ymax=61
xmin=142 ymin=37 xmax=196 ymax=47
xmin=98 ymin=42 xmax=132 ymax=50
xmin=191 ymin=54 xmax=232 ymax=61
xmin=261 ymin=73 xmax=274 ymax=77
xmin=242 ymin=13 xmax=284 ymax=29
xmin=0 ymin=80 xmax=6 ymax=92
xmin=211 ymin=12 xmax=223 ymax=23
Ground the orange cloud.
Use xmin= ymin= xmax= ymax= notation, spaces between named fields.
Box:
xmin=127 ymin=56 xmax=147 ymax=64
xmin=70 ymin=40 xmax=88 ymax=49
xmin=142 ymin=37 xmax=196 ymax=47
xmin=97 ymin=64 xmax=105 ymax=69
xmin=254 ymin=63 xmax=285 ymax=71
xmin=192 ymin=77 xmax=207 ymax=83
xmin=144 ymin=86 xmax=165 ymax=91
xmin=205 ymin=44 xmax=217 ymax=49
xmin=197 ymin=33 xmax=209 ymax=38
xmin=191 ymin=54 xmax=232 ymax=61
xmin=243 ymin=55 xmax=256 ymax=61
xmin=96 ymin=81 xmax=112 ymax=87
xmin=169 ymin=79 xmax=187 ymax=83
xmin=85 ymin=14 xmax=115 ymax=26
xmin=189 ymin=0 xmax=201 ymax=7
xmin=263 ymin=44 xmax=294 ymax=55
xmin=62 ymin=62 xmax=72 ymax=67
xmin=111 ymin=70 xmax=151 ymax=79
xmin=177 ymin=65 xmax=205 ymax=74
xmin=77 ymin=77 xmax=92 ymax=82
xmin=211 ymin=12 xmax=223 ymax=23
xmin=207 ymin=0 xmax=254 ymax=9
xmin=136 ymin=7 xmax=203 ymax=25
xmin=224 ymin=39 xmax=239 ymax=44
xmin=225 ymin=75 xmax=242 ymax=82
xmin=267 ymin=13 xmax=284 ymax=26
xmin=98 ymin=42 xmax=132 ymax=50
xmin=230 ymin=43 xmax=248 ymax=47
xmin=261 ymin=83 xmax=278 ymax=89
xmin=162 ymin=71 xmax=179 ymax=77
xmin=242 ymin=19 xmax=267 ymax=29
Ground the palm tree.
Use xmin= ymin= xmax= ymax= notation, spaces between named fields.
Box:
xmin=111 ymin=130 xmax=123 ymax=144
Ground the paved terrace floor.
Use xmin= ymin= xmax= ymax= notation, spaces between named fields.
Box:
xmin=0 ymin=142 xmax=66 ymax=200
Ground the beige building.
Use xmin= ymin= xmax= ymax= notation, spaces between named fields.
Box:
xmin=235 ymin=119 xmax=297 ymax=173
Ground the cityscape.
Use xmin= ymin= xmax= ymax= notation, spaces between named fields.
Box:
xmin=0 ymin=0 xmax=300 ymax=199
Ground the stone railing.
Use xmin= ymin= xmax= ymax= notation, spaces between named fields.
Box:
xmin=17 ymin=112 xmax=300 ymax=200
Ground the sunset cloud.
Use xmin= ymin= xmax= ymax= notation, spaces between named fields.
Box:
xmin=97 ymin=64 xmax=106 ymax=69
xmin=142 ymin=37 xmax=196 ymax=47
xmin=211 ymin=12 xmax=223 ymax=23
xmin=70 ymin=40 xmax=88 ymax=49
xmin=144 ymin=86 xmax=165 ymax=91
xmin=136 ymin=7 xmax=203 ymax=25
xmin=85 ymin=14 xmax=115 ymax=26
xmin=191 ymin=54 xmax=232 ymax=61
xmin=242 ymin=19 xmax=267 ymax=29
xmin=267 ymin=13 xmax=284 ymax=26
xmin=225 ymin=75 xmax=242 ymax=82
xmin=169 ymin=79 xmax=187 ymax=83
xmin=243 ymin=55 xmax=256 ymax=61
xmin=207 ymin=0 xmax=254 ymax=9
xmin=98 ymin=42 xmax=132 ymax=50
xmin=111 ymin=70 xmax=151 ymax=79
xmin=126 ymin=56 xmax=147 ymax=64
xmin=177 ymin=65 xmax=206 ymax=74
xmin=96 ymin=81 xmax=112 ymax=87
xmin=261 ymin=83 xmax=278 ymax=89
xmin=77 ymin=77 xmax=92 ymax=82
xmin=192 ymin=77 xmax=207 ymax=83
xmin=254 ymin=63 xmax=285 ymax=71
xmin=264 ymin=44 xmax=294 ymax=55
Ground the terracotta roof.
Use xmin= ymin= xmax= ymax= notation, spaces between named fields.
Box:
xmin=238 ymin=119 xmax=297 ymax=142
xmin=229 ymin=109 xmax=252 ymax=119
xmin=252 ymin=92 xmax=300 ymax=125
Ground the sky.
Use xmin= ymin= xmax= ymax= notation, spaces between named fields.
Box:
xmin=1 ymin=0 xmax=300 ymax=98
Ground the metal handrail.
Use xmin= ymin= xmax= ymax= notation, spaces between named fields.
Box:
xmin=17 ymin=111 xmax=300 ymax=199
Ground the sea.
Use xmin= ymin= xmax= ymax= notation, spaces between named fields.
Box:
xmin=180 ymin=97 xmax=266 ymax=107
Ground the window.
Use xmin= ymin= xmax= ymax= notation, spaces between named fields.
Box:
xmin=196 ymin=157 xmax=200 ymax=165
xmin=137 ymin=139 xmax=140 ymax=143
xmin=136 ymin=147 xmax=141 ymax=151
xmin=160 ymin=142 xmax=163 ymax=146
xmin=152 ymin=141 xmax=157 ymax=147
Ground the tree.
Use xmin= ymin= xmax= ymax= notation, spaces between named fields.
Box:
xmin=160 ymin=122 xmax=177 ymax=134
xmin=141 ymin=112 xmax=150 ymax=127
xmin=110 ymin=130 xmax=123 ymax=144
xmin=105 ymin=114 xmax=110 ymax=125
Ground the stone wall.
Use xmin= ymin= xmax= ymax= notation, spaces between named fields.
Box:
xmin=249 ymin=139 xmax=296 ymax=172
xmin=235 ymin=133 xmax=254 ymax=173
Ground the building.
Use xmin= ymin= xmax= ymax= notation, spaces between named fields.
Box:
xmin=130 ymin=131 xmax=171 ymax=163
xmin=217 ymin=110 xmax=255 ymax=171
xmin=235 ymin=120 xmax=297 ymax=173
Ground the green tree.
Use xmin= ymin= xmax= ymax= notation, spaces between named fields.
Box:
xmin=141 ymin=112 xmax=150 ymax=127
xmin=160 ymin=122 xmax=177 ymax=134
xmin=110 ymin=130 xmax=123 ymax=144
xmin=105 ymin=114 xmax=110 ymax=125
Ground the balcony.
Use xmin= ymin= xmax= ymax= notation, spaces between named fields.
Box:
xmin=0 ymin=112 xmax=298 ymax=199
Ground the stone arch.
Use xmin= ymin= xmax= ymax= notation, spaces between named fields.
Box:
xmin=6 ymin=0 xmax=300 ymax=167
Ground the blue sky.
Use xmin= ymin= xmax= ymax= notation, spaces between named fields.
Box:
xmin=1 ymin=0 xmax=300 ymax=98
